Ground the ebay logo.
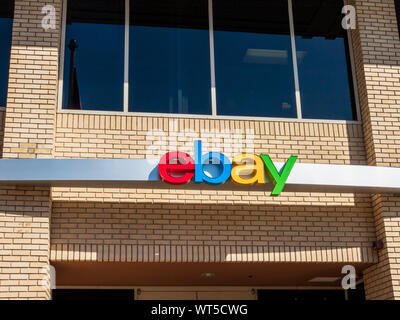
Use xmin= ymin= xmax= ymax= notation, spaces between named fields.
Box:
xmin=158 ymin=141 xmax=297 ymax=196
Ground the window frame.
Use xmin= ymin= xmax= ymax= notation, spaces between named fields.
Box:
xmin=57 ymin=0 xmax=361 ymax=123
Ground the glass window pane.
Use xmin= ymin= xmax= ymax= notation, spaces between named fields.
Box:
xmin=129 ymin=0 xmax=212 ymax=115
xmin=0 ymin=0 xmax=13 ymax=107
xmin=293 ymin=0 xmax=357 ymax=120
xmin=62 ymin=0 xmax=125 ymax=111
xmin=213 ymin=0 xmax=297 ymax=118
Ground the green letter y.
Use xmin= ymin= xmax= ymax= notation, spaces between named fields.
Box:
xmin=260 ymin=155 xmax=298 ymax=196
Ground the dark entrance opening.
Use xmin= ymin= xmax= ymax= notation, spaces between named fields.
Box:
xmin=52 ymin=289 xmax=134 ymax=301
xmin=258 ymin=283 xmax=365 ymax=301
xmin=258 ymin=289 xmax=345 ymax=301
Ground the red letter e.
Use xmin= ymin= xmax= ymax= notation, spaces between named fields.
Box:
xmin=159 ymin=152 xmax=195 ymax=185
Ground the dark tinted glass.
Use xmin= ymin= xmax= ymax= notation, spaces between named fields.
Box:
xmin=213 ymin=0 xmax=297 ymax=118
xmin=129 ymin=0 xmax=211 ymax=115
xmin=0 ymin=0 xmax=13 ymax=107
xmin=293 ymin=0 xmax=357 ymax=120
xmin=62 ymin=0 xmax=125 ymax=111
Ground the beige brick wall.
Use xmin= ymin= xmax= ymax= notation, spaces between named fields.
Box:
xmin=0 ymin=0 xmax=62 ymax=300
xmin=0 ymin=109 xmax=6 ymax=158
xmin=50 ymin=195 xmax=377 ymax=264
xmin=3 ymin=0 xmax=61 ymax=159
xmin=351 ymin=0 xmax=400 ymax=300
xmin=54 ymin=113 xmax=367 ymax=164
xmin=0 ymin=186 xmax=51 ymax=299
xmin=51 ymin=114 xmax=377 ymax=265
xmin=363 ymin=195 xmax=400 ymax=299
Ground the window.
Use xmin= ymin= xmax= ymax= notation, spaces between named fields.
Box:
xmin=0 ymin=0 xmax=13 ymax=107
xmin=62 ymin=0 xmax=125 ymax=111
xmin=129 ymin=0 xmax=212 ymax=115
xmin=293 ymin=0 xmax=357 ymax=120
xmin=213 ymin=0 xmax=296 ymax=118
xmin=60 ymin=0 xmax=358 ymax=121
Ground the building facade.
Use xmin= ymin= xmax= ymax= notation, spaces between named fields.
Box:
xmin=0 ymin=0 xmax=399 ymax=300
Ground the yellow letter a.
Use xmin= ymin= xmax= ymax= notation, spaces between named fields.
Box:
xmin=231 ymin=154 xmax=266 ymax=186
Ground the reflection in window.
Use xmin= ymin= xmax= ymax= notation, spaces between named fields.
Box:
xmin=62 ymin=0 xmax=125 ymax=111
xmin=60 ymin=0 xmax=358 ymax=121
xmin=129 ymin=0 xmax=212 ymax=115
xmin=0 ymin=0 xmax=13 ymax=107
xmin=293 ymin=0 xmax=356 ymax=120
xmin=213 ymin=0 xmax=297 ymax=118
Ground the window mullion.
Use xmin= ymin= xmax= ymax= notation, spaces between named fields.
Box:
xmin=208 ymin=0 xmax=217 ymax=116
xmin=58 ymin=0 xmax=68 ymax=111
xmin=124 ymin=0 xmax=130 ymax=113
xmin=288 ymin=0 xmax=302 ymax=119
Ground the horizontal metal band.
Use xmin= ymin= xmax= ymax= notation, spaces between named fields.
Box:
xmin=0 ymin=159 xmax=399 ymax=194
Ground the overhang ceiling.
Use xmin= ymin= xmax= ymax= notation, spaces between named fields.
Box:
xmin=53 ymin=261 xmax=370 ymax=287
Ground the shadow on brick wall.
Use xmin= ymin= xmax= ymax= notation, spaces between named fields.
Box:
xmin=50 ymin=194 xmax=377 ymax=265
xmin=344 ymin=124 xmax=367 ymax=165
xmin=0 ymin=108 xmax=5 ymax=158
